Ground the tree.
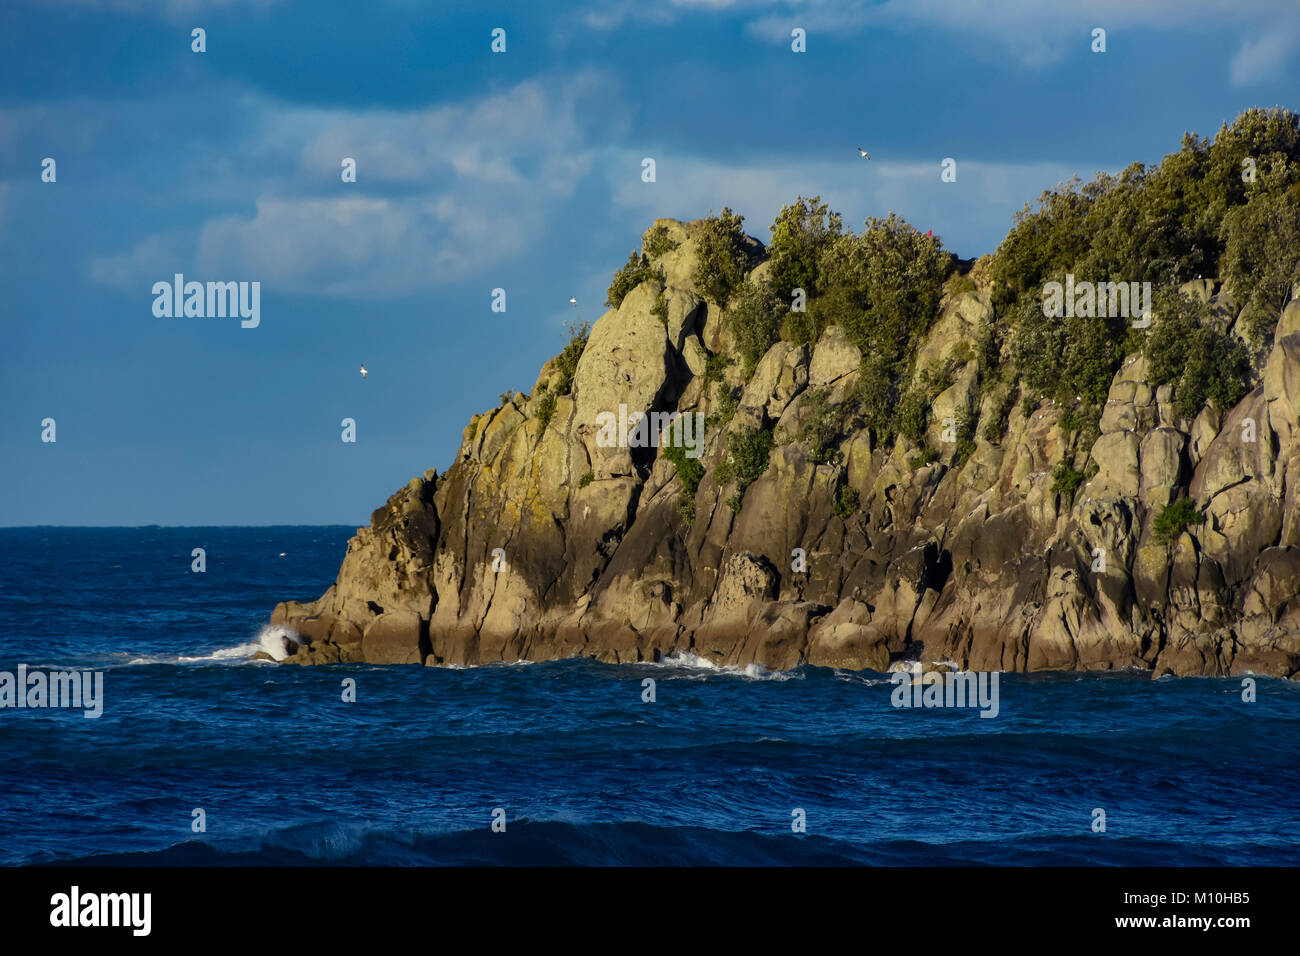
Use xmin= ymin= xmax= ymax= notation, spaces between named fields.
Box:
xmin=693 ymin=207 xmax=751 ymax=307
xmin=767 ymin=195 xmax=843 ymax=302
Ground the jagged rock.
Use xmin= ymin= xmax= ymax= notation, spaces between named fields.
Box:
xmin=808 ymin=326 xmax=861 ymax=387
xmin=266 ymin=239 xmax=1300 ymax=681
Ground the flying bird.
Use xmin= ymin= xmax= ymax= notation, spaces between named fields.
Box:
xmin=857 ymin=147 xmax=871 ymax=159
xmin=360 ymin=365 xmax=367 ymax=380
xmin=569 ymin=296 xmax=578 ymax=306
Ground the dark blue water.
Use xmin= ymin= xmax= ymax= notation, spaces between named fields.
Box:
xmin=1 ymin=527 xmax=1296 ymax=866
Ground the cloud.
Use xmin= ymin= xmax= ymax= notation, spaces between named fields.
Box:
xmin=90 ymin=233 xmax=186 ymax=292
xmin=90 ymin=74 xmax=607 ymax=297
xmin=586 ymin=0 xmax=1300 ymax=74
xmin=607 ymin=152 xmax=1085 ymax=256
xmin=26 ymin=0 xmax=282 ymax=19
xmin=1229 ymin=24 xmax=1300 ymax=86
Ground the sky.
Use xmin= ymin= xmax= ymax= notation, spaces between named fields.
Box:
xmin=1 ymin=0 xmax=1297 ymax=526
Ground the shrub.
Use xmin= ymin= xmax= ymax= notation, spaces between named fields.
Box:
xmin=983 ymin=387 xmax=1016 ymax=444
xmin=651 ymin=290 xmax=669 ymax=329
xmin=767 ymin=195 xmax=843 ymax=303
xmin=907 ymin=445 xmax=940 ymax=470
xmin=895 ymin=387 xmax=929 ymax=444
xmin=708 ymin=381 xmax=740 ymax=429
xmin=1154 ymin=498 xmax=1206 ymax=541
xmin=817 ymin=213 xmax=954 ymax=370
xmin=834 ymin=482 xmax=860 ymax=520
xmin=643 ymin=223 xmax=678 ymax=258
xmin=693 ymin=207 xmax=751 ymax=306
xmin=1221 ymin=179 xmax=1300 ymax=345
xmin=703 ymin=352 xmax=727 ymax=386
xmin=1051 ymin=460 xmax=1085 ymax=497
xmin=725 ymin=278 xmax=783 ymax=378
xmin=552 ymin=321 xmax=590 ymax=394
xmin=1144 ymin=287 xmax=1251 ymax=418
xmin=1010 ymin=291 xmax=1127 ymax=414
xmin=854 ymin=353 xmax=897 ymax=442
xmin=662 ymin=442 xmax=705 ymax=498
xmin=989 ymin=108 xmax=1300 ymax=434
xmin=798 ymin=388 xmax=846 ymax=464
xmin=715 ymin=425 xmax=773 ymax=506
xmin=535 ymin=391 xmax=557 ymax=433
xmin=536 ymin=321 xmax=589 ymax=434
xmin=780 ymin=305 xmax=828 ymax=348
xmin=578 ymin=470 xmax=594 ymax=488
xmin=607 ymin=251 xmax=657 ymax=308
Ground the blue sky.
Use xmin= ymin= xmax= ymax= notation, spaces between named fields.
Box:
xmin=1 ymin=0 xmax=1297 ymax=526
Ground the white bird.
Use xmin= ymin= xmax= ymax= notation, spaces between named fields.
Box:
xmin=857 ymin=147 xmax=871 ymax=159
xmin=569 ymin=296 xmax=577 ymax=306
xmin=278 ymin=552 xmax=286 ymax=557
xmin=360 ymin=364 xmax=367 ymax=379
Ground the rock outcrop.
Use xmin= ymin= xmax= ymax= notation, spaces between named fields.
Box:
xmin=269 ymin=218 xmax=1300 ymax=679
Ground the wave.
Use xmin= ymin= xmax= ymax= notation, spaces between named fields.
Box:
xmin=651 ymin=650 xmax=802 ymax=681
xmin=45 ymin=818 xmax=1266 ymax=867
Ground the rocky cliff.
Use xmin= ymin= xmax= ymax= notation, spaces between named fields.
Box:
xmin=268 ymin=217 xmax=1300 ymax=678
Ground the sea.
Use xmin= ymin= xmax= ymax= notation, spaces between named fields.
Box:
xmin=1 ymin=526 xmax=1296 ymax=866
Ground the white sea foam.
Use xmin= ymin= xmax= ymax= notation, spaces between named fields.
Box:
xmin=250 ymin=625 xmax=302 ymax=661
xmin=655 ymin=650 xmax=798 ymax=681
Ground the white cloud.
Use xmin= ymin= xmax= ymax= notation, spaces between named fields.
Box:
xmin=90 ymin=233 xmax=186 ymax=292
xmin=1229 ymin=24 xmax=1300 ymax=86
xmin=586 ymin=0 xmax=1300 ymax=75
xmin=91 ymin=75 xmax=606 ymax=297
xmin=28 ymin=0 xmax=282 ymax=19
xmin=608 ymin=152 xmax=1085 ymax=256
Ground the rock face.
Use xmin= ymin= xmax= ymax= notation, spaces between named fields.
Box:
xmin=270 ymin=221 xmax=1300 ymax=679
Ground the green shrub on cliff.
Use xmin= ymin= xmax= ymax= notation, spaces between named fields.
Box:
xmin=535 ymin=392 xmax=558 ymax=433
xmin=1144 ymin=287 xmax=1251 ymax=417
xmin=724 ymin=278 xmax=782 ymax=378
xmin=643 ymin=223 xmax=678 ymax=258
xmin=1154 ymin=498 xmax=1206 ymax=541
xmin=799 ymin=388 xmax=847 ymax=464
xmin=1009 ymin=292 xmax=1127 ymax=412
xmin=714 ymin=425 xmax=773 ymax=509
xmin=536 ymin=321 xmax=590 ymax=434
xmin=662 ymin=442 xmax=704 ymax=498
xmin=607 ymin=251 xmax=658 ymax=308
xmin=708 ymin=381 xmax=740 ymax=429
xmin=834 ymin=482 xmax=859 ymax=520
xmin=895 ymin=386 xmax=929 ymax=444
xmin=816 ymin=213 xmax=953 ymax=371
xmin=693 ymin=207 xmax=751 ymax=306
xmin=1222 ymin=180 xmax=1300 ymax=345
xmin=767 ymin=195 xmax=843 ymax=303
xmin=1051 ymin=460 xmax=1085 ymax=498
xmin=651 ymin=290 xmax=669 ymax=329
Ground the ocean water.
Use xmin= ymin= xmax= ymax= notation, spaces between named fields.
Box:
xmin=0 ymin=526 xmax=1296 ymax=866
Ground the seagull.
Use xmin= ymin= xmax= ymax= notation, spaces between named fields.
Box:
xmin=360 ymin=364 xmax=367 ymax=380
xmin=569 ymin=296 xmax=578 ymax=306
xmin=278 ymin=552 xmax=286 ymax=557
xmin=857 ymin=147 xmax=871 ymax=159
